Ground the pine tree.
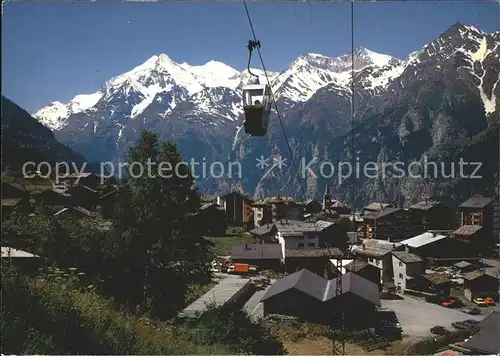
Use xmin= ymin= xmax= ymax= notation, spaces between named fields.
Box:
xmin=109 ymin=130 xmax=211 ymax=318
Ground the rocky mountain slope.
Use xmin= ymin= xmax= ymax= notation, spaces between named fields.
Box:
xmin=1 ymin=96 xmax=88 ymax=172
xmin=33 ymin=23 xmax=499 ymax=207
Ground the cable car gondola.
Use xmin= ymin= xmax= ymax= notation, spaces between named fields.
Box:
xmin=242 ymin=40 xmax=272 ymax=136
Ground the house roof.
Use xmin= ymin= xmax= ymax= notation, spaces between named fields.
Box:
xmin=199 ymin=202 xmax=223 ymax=211
xmin=352 ymin=239 xmax=400 ymax=258
xmin=344 ymin=260 xmax=372 ymax=272
xmin=462 ymin=311 xmax=500 ymax=354
xmin=462 ymin=270 xmax=498 ymax=281
xmin=453 ymin=225 xmax=482 ymax=236
xmin=454 ymin=261 xmax=474 ymax=269
xmin=363 ymin=207 xmax=402 ymax=220
xmin=364 ymin=202 xmax=393 ymax=212
xmin=276 ymin=219 xmax=334 ymax=236
xmin=392 ymin=251 xmax=423 ymax=264
xmin=69 ymin=185 xmax=98 ymax=194
xmin=231 ymin=244 xmax=282 ymax=260
xmin=399 ymin=232 xmax=447 ymax=248
xmin=249 ymin=224 xmax=277 ymax=236
xmin=219 ymin=191 xmax=253 ymax=202
xmin=54 ymin=206 xmax=93 ymax=217
xmin=285 ymin=248 xmax=342 ymax=258
xmin=1 ymin=198 xmax=22 ymax=207
xmin=423 ymin=274 xmax=451 ymax=285
xmin=260 ymin=269 xmax=380 ymax=306
xmin=459 ymin=196 xmax=494 ymax=209
xmin=409 ymin=200 xmax=444 ymax=211
xmin=1 ymin=246 xmax=39 ymax=258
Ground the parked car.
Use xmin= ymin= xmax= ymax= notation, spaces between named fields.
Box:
xmin=451 ymin=321 xmax=468 ymax=330
xmin=430 ymin=326 xmax=451 ymax=335
xmin=462 ymin=319 xmax=479 ymax=326
xmin=442 ymin=297 xmax=461 ymax=308
xmin=473 ymin=297 xmax=487 ymax=306
xmin=484 ymin=297 xmax=496 ymax=306
xmin=461 ymin=306 xmax=481 ymax=315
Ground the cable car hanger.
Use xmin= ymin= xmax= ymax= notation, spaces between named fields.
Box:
xmin=247 ymin=40 xmax=261 ymax=82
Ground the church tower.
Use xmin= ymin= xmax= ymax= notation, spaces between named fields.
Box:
xmin=323 ymin=184 xmax=332 ymax=210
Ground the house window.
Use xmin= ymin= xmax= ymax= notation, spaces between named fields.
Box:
xmin=307 ymin=242 xmax=315 ymax=247
xmin=399 ymin=261 xmax=403 ymax=267
xmin=399 ymin=273 xmax=403 ymax=279
xmin=298 ymin=242 xmax=304 ymax=248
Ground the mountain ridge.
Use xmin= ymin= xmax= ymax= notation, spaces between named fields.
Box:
xmin=31 ymin=23 xmax=500 ymax=205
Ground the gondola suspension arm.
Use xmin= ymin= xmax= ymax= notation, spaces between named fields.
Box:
xmin=247 ymin=40 xmax=261 ymax=80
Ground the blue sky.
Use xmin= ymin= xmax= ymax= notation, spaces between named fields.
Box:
xmin=2 ymin=1 xmax=498 ymax=113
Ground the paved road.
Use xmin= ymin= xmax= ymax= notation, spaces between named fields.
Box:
xmin=382 ymin=296 xmax=485 ymax=338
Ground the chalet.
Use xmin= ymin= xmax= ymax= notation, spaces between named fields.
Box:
xmin=284 ymin=247 xmax=342 ymax=276
xmin=249 ymin=224 xmax=278 ymax=243
xmin=252 ymin=200 xmax=273 ymax=227
xmin=1 ymin=198 xmax=24 ymax=216
xmin=1 ymin=246 xmax=40 ymax=272
xmin=453 ymin=261 xmax=478 ymax=274
xmin=458 ymin=196 xmax=497 ymax=245
xmin=362 ymin=208 xmax=425 ymax=241
xmin=462 ymin=270 xmax=499 ymax=301
xmin=351 ymin=239 xmax=401 ymax=284
xmin=391 ymin=251 xmax=424 ymax=292
xmin=260 ymin=269 xmax=380 ymax=326
xmin=452 ymin=225 xmax=483 ymax=247
xmin=362 ymin=202 xmax=394 ymax=216
xmin=343 ymin=260 xmax=381 ymax=287
xmin=276 ymin=219 xmax=346 ymax=250
xmin=217 ymin=191 xmax=254 ymax=228
xmin=33 ymin=188 xmax=71 ymax=207
xmin=304 ymin=200 xmax=322 ymax=215
xmin=231 ymin=243 xmax=283 ymax=271
xmin=416 ymin=274 xmax=452 ymax=296
xmin=409 ymin=200 xmax=456 ymax=230
xmin=195 ymin=202 xmax=226 ymax=236
xmin=398 ymin=231 xmax=456 ymax=259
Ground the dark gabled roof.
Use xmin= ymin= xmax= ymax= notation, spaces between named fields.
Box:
xmin=363 ymin=207 xmax=402 ymax=220
xmin=260 ymin=269 xmax=328 ymax=302
xmin=453 ymin=225 xmax=482 ymax=236
xmin=69 ymin=185 xmax=98 ymax=194
xmin=344 ymin=260 xmax=373 ymax=272
xmin=249 ymin=224 xmax=277 ymax=236
xmin=459 ymin=196 xmax=495 ymax=209
xmin=285 ymin=248 xmax=342 ymax=258
xmin=462 ymin=311 xmax=500 ymax=354
xmin=409 ymin=200 xmax=444 ymax=211
xmin=462 ymin=270 xmax=498 ymax=281
xmin=231 ymin=243 xmax=282 ymax=260
xmin=219 ymin=191 xmax=253 ymax=202
xmin=392 ymin=251 xmax=423 ymax=264
xmin=260 ymin=270 xmax=381 ymax=307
